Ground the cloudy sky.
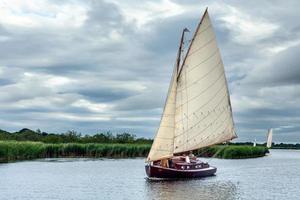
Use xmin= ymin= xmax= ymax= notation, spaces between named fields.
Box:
xmin=0 ymin=0 xmax=299 ymax=142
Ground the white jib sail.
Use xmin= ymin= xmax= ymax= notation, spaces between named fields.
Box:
xmin=147 ymin=65 xmax=177 ymax=162
xmin=173 ymin=10 xmax=236 ymax=154
xmin=266 ymin=129 xmax=273 ymax=148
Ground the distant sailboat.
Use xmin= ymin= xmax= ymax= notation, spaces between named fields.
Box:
xmin=266 ymin=129 xmax=273 ymax=148
xmin=145 ymin=8 xmax=237 ymax=179
xmin=253 ymin=138 xmax=257 ymax=147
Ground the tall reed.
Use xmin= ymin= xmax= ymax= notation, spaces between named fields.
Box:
xmin=0 ymin=141 xmax=151 ymax=163
xmin=196 ymin=145 xmax=269 ymax=159
xmin=0 ymin=141 xmax=268 ymax=163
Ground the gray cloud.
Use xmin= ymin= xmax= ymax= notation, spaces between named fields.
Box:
xmin=245 ymin=45 xmax=300 ymax=86
xmin=0 ymin=0 xmax=300 ymax=142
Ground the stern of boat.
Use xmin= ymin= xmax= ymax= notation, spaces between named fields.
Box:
xmin=145 ymin=164 xmax=151 ymax=177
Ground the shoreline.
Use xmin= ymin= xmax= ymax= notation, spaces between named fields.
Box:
xmin=0 ymin=140 xmax=270 ymax=163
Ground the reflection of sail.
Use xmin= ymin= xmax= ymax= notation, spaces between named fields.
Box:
xmin=147 ymin=9 xmax=237 ymax=162
xmin=145 ymin=180 xmax=237 ymax=200
xmin=266 ymin=129 xmax=273 ymax=148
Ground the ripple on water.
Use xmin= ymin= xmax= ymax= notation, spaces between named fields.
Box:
xmin=0 ymin=150 xmax=299 ymax=200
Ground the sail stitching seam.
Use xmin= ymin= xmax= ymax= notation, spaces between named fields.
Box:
xmin=176 ymin=83 xmax=226 ymax=123
xmin=175 ymin=89 xmax=227 ymax=126
xmin=174 ymin=94 xmax=228 ymax=138
xmin=188 ymin=109 xmax=230 ymax=142
xmin=177 ymin=59 xmax=221 ymax=92
xmin=161 ymin=88 xmax=227 ymax=132
xmin=187 ymin=48 xmax=219 ymax=72
xmin=176 ymin=68 xmax=225 ymax=108
xmin=195 ymin=25 xmax=212 ymax=38
xmin=175 ymin=111 xmax=231 ymax=151
xmin=187 ymin=36 xmax=215 ymax=58
xmin=186 ymin=116 xmax=232 ymax=149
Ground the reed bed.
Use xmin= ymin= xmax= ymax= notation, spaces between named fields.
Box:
xmin=0 ymin=141 xmax=268 ymax=163
xmin=0 ymin=141 xmax=151 ymax=163
xmin=196 ymin=145 xmax=269 ymax=159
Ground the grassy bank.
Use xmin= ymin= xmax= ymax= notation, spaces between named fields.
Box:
xmin=0 ymin=141 xmax=268 ymax=163
xmin=0 ymin=141 xmax=151 ymax=163
xmin=196 ymin=145 xmax=269 ymax=159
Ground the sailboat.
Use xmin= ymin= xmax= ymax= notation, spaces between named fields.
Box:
xmin=145 ymin=8 xmax=237 ymax=179
xmin=253 ymin=138 xmax=257 ymax=147
xmin=266 ymin=129 xmax=273 ymax=148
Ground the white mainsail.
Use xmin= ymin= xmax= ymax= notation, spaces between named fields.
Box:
xmin=146 ymin=65 xmax=177 ymax=161
xmin=266 ymin=129 xmax=273 ymax=148
xmin=147 ymin=9 xmax=237 ymax=162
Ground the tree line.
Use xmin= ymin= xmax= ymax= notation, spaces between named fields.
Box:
xmin=0 ymin=128 xmax=153 ymax=144
xmin=1 ymin=128 xmax=299 ymax=149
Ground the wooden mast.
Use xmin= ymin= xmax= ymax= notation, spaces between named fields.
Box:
xmin=176 ymin=28 xmax=189 ymax=75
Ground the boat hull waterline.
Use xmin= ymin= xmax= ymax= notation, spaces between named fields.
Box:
xmin=145 ymin=165 xmax=217 ymax=179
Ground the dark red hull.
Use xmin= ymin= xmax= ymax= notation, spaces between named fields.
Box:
xmin=145 ymin=164 xmax=217 ymax=179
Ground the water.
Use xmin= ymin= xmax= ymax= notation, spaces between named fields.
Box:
xmin=0 ymin=150 xmax=299 ymax=200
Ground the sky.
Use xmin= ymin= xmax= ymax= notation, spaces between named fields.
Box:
xmin=0 ymin=0 xmax=299 ymax=143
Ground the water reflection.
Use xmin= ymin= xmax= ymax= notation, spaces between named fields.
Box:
xmin=145 ymin=177 xmax=238 ymax=200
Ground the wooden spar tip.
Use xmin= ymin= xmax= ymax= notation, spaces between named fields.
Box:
xmin=204 ymin=7 xmax=208 ymax=14
xmin=175 ymin=27 xmax=190 ymax=74
xmin=183 ymin=27 xmax=190 ymax=33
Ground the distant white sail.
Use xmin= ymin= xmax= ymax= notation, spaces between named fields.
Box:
xmin=253 ymin=138 xmax=256 ymax=147
xmin=147 ymin=9 xmax=237 ymax=162
xmin=266 ymin=129 xmax=273 ymax=148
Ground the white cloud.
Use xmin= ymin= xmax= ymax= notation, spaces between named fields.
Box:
xmin=217 ymin=5 xmax=279 ymax=45
xmin=112 ymin=0 xmax=185 ymax=28
xmin=72 ymin=99 xmax=110 ymax=113
xmin=266 ymin=39 xmax=300 ymax=54
xmin=46 ymin=112 xmax=111 ymax=122
xmin=0 ymin=0 xmax=87 ymax=28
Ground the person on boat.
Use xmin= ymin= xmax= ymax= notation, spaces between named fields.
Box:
xmin=161 ymin=159 xmax=169 ymax=168
xmin=180 ymin=153 xmax=191 ymax=163
xmin=189 ymin=151 xmax=196 ymax=161
xmin=185 ymin=156 xmax=190 ymax=163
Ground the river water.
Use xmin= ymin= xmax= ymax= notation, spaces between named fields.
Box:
xmin=0 ymin=149 xmax=299 ymax=200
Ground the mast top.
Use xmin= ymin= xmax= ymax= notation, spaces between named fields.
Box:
xmin=177 ymin=8 xmax=209 ymax=80
xmin=176 ymin=27 xmax=190 ymax=74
